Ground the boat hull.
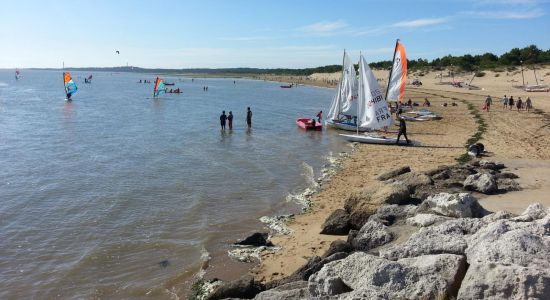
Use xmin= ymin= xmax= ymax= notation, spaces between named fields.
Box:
xmin=296 ymin=118 xmax=322 ymax=130
xmin=325 ymin=120 xmax=371 ymax=132
xmin=339 ymin=133 xmax=409 ymax=145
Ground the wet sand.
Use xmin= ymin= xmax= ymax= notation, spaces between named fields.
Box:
xmin=249 ymin=67 xmax=550 ymax=283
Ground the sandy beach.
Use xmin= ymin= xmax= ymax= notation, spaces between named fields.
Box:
xmin=249 ymin=66 xmax=550 ymax=283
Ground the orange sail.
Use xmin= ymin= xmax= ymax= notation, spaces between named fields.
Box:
xmin=63 ymin=72 xmax=78 ymax=99
xmin=386 ymin=40 xmax=407 ymax=102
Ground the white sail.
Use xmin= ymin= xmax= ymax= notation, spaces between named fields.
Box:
xmin=357 ymin=54 xmax=393 ymax=129
xmin=386 ymin=40 xmax=407 ymax=102
xmin=340 ymin=52 xmax=358 ymax=115
xmin=327 ymin=51 xmax=358 ymax=121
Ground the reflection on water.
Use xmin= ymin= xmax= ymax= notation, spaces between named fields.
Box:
xmin=0 ymin=70 xmax=347 ymax=299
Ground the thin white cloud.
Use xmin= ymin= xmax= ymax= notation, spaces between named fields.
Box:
xmin=299 ymin=20 xmax=348 ymax=35
xmin=218 ymin=36 xmax=274 ymax=41
xmin=464 ymin=8 xmax=544 ymax=19
xmin=392 ymin=17 xmax=450 ymax=28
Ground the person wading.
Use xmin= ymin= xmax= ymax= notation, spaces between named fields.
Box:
xmin=228 ymin=111 xmax=234 ymax=130
xmin=246 ymin=107 xmax=252 ymax=129
xmin=220 ymin=111 xmax=227 ymax=130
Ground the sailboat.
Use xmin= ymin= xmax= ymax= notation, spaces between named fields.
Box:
xmin=153 ymin=77 xmax=165 ymax=98
xmin=63 ymin=72 xmax=78 ymax=101
xmin=15 ymin=69 xmax=21 ymax=80
xmin=326 ymin=51 xmax=372 ymax=131
xmin=84 ymin=75 xmax=93 ymax=83
xmin=339 ymin=54 xmax=407 ymax=144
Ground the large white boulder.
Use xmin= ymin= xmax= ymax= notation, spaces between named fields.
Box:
xmin=417 ymin=192 xmax=487 ymax=218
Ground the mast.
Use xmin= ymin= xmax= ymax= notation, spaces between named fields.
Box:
xmin=533 ymin=65 xmax=539 ymax=85
xmin=384 ymin=39 xmax=399 ymax=101
xmin=338 ymin=49 xmax=345 ymax=117
xmin=357 ymin=52 xmax=362 ymax=136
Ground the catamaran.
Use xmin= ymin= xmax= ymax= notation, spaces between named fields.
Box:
xmin=153 ymin=77 xmax=165 ymax=98
xmin=63 ymin=72 xmax=78 ymax=101
xmin=15 ymin=69 xmax=21 ymax=80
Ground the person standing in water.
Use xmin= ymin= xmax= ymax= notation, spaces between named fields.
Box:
xmin=246 ymin=107 xmax=252 ymax=129
xmin=220 ymin=111 xmax=227 ymax=130
xmin=228 ymin=111 xmax=234 ymax=130
xmin=396 ymin=114 xmax=410 ymax=145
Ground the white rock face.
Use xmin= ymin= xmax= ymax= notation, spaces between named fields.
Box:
xmin=308 ymin=252 xmax=467 ymax=299
xmin=463 ymin=173 xmax=497 ymax=194
xmin=417 ymin=192 xmax=487 ymax=218
xmin=406 ymin=213 xmax=450 ymax=227
xmin=512 ymin=202 xmax=549 ymax=222
xmin=351 ymin=221 xmax=394 ymax=251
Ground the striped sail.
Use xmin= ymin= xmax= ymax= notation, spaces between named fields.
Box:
xmin=386 ymin=40 xmax=407 ymax=102
xmin=63 ymin=72 xmax=78 ymax=98
xmin=153 ymin=77 xmax=165 ymax=97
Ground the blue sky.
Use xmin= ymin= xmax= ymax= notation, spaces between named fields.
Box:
xmin=1 ymin=0 xmax=549 ymax=68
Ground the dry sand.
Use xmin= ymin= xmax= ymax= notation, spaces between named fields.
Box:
xmin=250 ymin=66 xmax=550 ymax=283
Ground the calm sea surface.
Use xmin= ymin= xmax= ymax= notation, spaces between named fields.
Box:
xmin=0 ymin=70 xmax=349 ymax=299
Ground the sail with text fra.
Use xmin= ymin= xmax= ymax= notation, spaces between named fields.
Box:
xmin=153 ymin=77 xmax=165 ymax=98
xmin=386 ymin=39 xmax=407 ymax=103
xmin=63 ymin=72 xmax=78 ymax=100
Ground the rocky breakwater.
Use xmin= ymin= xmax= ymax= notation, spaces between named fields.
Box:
xmin=195 ymin=161 xmax=550 ymax=300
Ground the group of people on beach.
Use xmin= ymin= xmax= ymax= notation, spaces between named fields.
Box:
xmin=484 ymin=95 xmax=533 ymax=112
xmin=220 ymin=107 xmax=252 ymax=130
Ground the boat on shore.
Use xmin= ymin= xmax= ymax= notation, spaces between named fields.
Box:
xmin=340 ymin=133 xmax=408 ymax=144
xmin=296 ymin=118 xmax=322 ymax=130
xmin=280 ymin=84 xmax=292 ymax=88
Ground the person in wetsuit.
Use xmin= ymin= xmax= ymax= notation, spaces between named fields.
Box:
xmin=220 ymin=111 xmax=227 ymax=130
xmin=228 ymin=111 xmax=234 ymax=130
xmin=246 ymin=107 xmax=252 ymax=128
xmin=396 ymin=115 xmax=410 ymax=145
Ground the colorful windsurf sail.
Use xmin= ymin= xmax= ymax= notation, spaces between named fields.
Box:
xmin=153 ymin=77 xmax=165 ymax=97
xmin=15 ymin=69 xmax=21 ymax=80
xmin=386 ymin=39 xmax=407 ymax=103
xmin=63 ymin=72 xmax=78 ymax=99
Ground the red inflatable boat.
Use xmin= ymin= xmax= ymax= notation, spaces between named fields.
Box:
xmin=296 ymin=118 xmax=322 ymax=131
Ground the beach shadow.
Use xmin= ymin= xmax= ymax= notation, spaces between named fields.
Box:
xmin=413 ymin=145 xmax=465 ymax=149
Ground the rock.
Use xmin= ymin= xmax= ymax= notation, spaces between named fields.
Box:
xmin=417 ymin=193 xmax=488 ymax=218
xmin=254 ymin=281 xmax=309 ymax=300
xmin=344 ymin=183 xmax=411 ymax=229
xmin=481 ymin=210 xmax=514 ymax=223
xmin=457 ymin=263 xmax=550 ymax=300
xmin=228 ymin=246 xmax=280 ymax=263
xmin=235 ymin=232 xmax=273 ymax=247
xmin=376 ymin=166 xmax=411 ymax=181
xmin=368 ymin=204 xmax=418 ymax=226
xmin=322 ymin=240 xmax=353 ymax=258
xmin=495 ymin=172 xmax=519 ymax=179
xmin=387 ymin=171 xmax=433 ymax=193
xmin=479 ymin=160 xmax=505 ymax=170
xmin=206 ymin=275 xmax=264 ymax=300
xmin=463 ymin=173 xmax=498 ymax=194
xmin=308 ymin=252 xmax=467 ymax=299
xmin=424 ymin=165 xmax=452 ymax=176
xmin=351 ymin=221 xmax=393 ymax=251
xmin=406 ymin=213 xmax=450 ymax=227
xmin=497 ymin=178 xmax=521 ymax=192
xmin=512 ymin=203 xmax=548 ymax=222
xmin=320 ymin=209 xmax=350 ymax=235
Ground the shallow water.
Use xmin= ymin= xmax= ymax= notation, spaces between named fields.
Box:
xmin=0 ymin=70 xmax=349 ymax=299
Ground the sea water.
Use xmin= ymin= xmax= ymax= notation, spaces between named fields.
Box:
xmin=0 ymin=70 xmax=349 ymax=299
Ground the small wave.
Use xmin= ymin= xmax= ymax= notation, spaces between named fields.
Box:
xmin=195 ymin=247 xmax=211 ymax=279
xmin=259 ymin=215 xmax=294 ymax=235
xmin=0 ymin=82 xmax=9 ymax=87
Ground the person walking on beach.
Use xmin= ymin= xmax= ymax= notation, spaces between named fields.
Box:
xmin=396 ymin=115 xmax=410 ymax=145
xmin=502 ymin=95 xmax=508 ymax=109
xmin=246 ymin=107 xmax=252 ymax=129
xmin=316 ymin=110 xmax=323 ymax=123
xmin=516 ymin=97 xmax=523 ymax=112
xmin=228 ymin=111 xmax=234 ymax=130
xmin=509 ymin=96 xmax=514 ymax=110
xmin=484 ymin=95 xmax=492 ymax=112
xmin=525 ymin=97 xmax=533 ymax=112
xmin=220 ymin=111 xmax=227 ymax=130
